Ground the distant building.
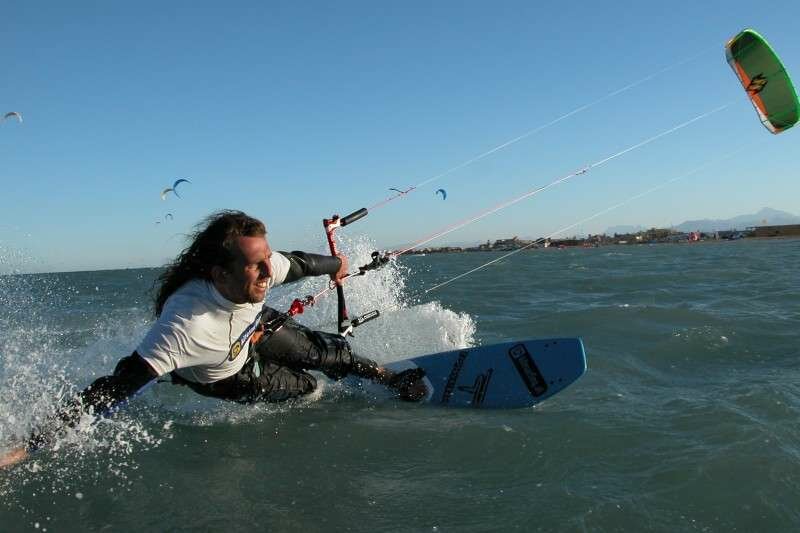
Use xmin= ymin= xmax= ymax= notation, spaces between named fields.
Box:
xmin=716 ymin=230 xmax=747 ymax=240
xmin=550 ymin=238 xmax=581 ymax=247
xmin=750 ymin=224 xmax=800 ymax=237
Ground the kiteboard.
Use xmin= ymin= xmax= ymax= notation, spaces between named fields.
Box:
xmin=384 ymin=337 xmax=586 ymax=409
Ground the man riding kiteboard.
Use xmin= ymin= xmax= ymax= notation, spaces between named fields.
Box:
xmin=0 ymin=210 xmax=425 ymax=468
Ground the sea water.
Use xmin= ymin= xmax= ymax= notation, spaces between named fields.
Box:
xmin=1 ymin=237 xmax=799 ymax=531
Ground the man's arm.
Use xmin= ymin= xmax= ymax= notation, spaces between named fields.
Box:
xmin=20 ymin=353 xmax=157 ymax=459
xmin=280 ymin=251 xmax=348 ymax=284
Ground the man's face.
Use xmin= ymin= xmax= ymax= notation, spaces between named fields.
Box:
xmin=216 ymin=235 xmax=273 ymax=304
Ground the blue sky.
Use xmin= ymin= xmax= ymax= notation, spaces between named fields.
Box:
xmin=1 ymin=0 xmax=798 ymax=272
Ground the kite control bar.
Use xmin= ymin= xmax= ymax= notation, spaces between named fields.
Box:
xmin=285 ymin=208 xmax=371 ymax=317
xmin=340 ymin=309 xmax=380 ymax=337
xmin=323 ymin=208 xmax=368 ymax=272
xmin=283 ymin=207 xmax=390 ymax=337
xmin=342 ymin=207 xmax=368 ymax=226
xmin=324 ymin=208 xmax=368 ymax=237
xmin=324 ymin=208 xmax=372 ymax=335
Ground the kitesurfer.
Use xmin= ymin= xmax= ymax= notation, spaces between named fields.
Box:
xmin=1 ymin=210 xmax=425 ymax=468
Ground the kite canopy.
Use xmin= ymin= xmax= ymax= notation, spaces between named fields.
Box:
xmin=160 ymin=179 xmax=191 ymax=200
xmin=435 ymin=188 xmax=447 ymax=200
xmin=3 ymin=111 xmax=22 ymax=123
xmin=725 ymin=29 xmax=799 ymax=134
xmin=172 ymin=178 xmax=191 ymax=197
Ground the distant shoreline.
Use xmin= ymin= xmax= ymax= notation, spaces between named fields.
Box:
xmin=397 ymin=226 xmax=800 ymax=255
xmin=4 ymin=231 xmax=800 ymax=276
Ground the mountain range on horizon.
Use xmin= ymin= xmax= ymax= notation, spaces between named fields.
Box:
xmin=604 ymin=207 xmax=800 ymax=235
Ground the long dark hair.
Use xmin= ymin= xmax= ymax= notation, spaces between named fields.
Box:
xmin=154 ymin=210 xmax=266 ymax=316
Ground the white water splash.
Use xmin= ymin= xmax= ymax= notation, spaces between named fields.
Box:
xmin=268 ymin=233 xmax=476 ymax=361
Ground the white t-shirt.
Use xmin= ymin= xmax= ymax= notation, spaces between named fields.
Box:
xmin=137 ymin=252 xmax=291 ymax=383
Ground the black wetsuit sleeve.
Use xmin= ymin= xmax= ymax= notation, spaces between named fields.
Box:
xmin=280 ymin=251 xmax=342 ymax=283
xmin=26 ymin=352 xmax=157 ymax=452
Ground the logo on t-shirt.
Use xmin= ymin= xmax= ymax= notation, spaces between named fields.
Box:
xmin=228 ymin=309 xmax=265 ymax=361
xmin=229 ymin=340 xmax=243 ymax=360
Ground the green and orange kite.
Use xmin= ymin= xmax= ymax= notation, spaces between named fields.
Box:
xmin=726 ymin=28 xmax=799 ymax=134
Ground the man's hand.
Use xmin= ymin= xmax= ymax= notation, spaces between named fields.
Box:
xmin=383 ymin=368 xmax=428 ymax=402
xmin=332 ymin=254 xmax=349 ymax=284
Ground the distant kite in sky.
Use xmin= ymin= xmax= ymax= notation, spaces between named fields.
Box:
xmin=726 ymin=29 xmax=799 ymax=134
xmin=165 ymin=213 xmax=174 ymax=221
xmin=3 ymin=111 xmax=22 ymax=123
xmin=160 ymin=178 xmax=191 ymax=200
xmin=435 ymin=188 xmax=447 ymax=200
xmin=172 ymin=178 xmax=191 ymax=197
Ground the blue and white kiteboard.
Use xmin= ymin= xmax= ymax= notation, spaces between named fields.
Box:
xmin=384 ymin=338 xmax=587 ymax=409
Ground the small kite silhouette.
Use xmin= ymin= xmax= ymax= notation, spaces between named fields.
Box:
xmin=390 ymin=187 xmax=413 ymax=194
xmin=160 ymin=178 xmax=192 ymax=200
xmin=172 ymin=178 xmax=191 ymax=197
xmin=2 ymin=112 xmax=22 ymax=123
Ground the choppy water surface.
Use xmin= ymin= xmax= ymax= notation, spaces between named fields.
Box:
xmin=2 ymin=238 xmax=799 ymax=531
